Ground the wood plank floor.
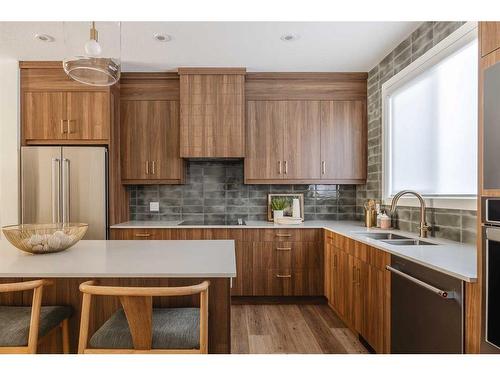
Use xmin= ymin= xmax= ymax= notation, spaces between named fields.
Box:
xmin=231 ymin=304 xmax=369 ymax=354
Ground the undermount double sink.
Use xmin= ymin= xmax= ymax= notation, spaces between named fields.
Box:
xmin=359 ymin=232 xmax=437 ymax=246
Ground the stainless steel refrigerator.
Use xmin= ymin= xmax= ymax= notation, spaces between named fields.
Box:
xmin=21 ymin=146 xmax=107 ymax=240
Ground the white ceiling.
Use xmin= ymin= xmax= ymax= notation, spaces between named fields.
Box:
xmin=0 ymin=22 xmax=421 ymax=72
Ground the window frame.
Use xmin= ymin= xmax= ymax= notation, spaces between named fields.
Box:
xmin=381 ymin=21 xmax=478 ymax=211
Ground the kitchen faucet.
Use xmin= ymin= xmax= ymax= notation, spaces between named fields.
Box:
xmin=389 ymin=190 xmax=432 ymax=238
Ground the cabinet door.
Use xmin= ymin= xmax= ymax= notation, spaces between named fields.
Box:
xmin=23 ymin=92 xmax=66 ymax=141
xmin=320 ymin=101 xmax=366 ymax=181
xmin=360 ymin=262 xmax=385 ymax=353
xmin=148 ymin=101 xmax=183 ymax=180
xmin=283 ymin=101 xmax=321 ymax=179
xmin=120 ymin=101 xmax=150 ymax=180
xmin=232 ymin=241 xmax=253 ymax=296
xmin=324 ymin=241 xmax=333 ymax=303
xmin=345 ymin=255 xmax=362 ymax=332
xmin=66 ymin=92 xmax=109 ymax=140
xmin=245 ymin=101 xmax=286 ymax=180
xmin=252 ymin=242 xmax=292 ymax=296
xmin=481 ymin=22 xmax=500 ymax=57
xmin=180 ymin=74 xmax=245 ymax=157
xmin=332 ymin=248 xmax=348 ymax=317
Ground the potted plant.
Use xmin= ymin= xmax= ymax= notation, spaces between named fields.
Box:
xmin=271 ymin=197 xmax=288 ymax=222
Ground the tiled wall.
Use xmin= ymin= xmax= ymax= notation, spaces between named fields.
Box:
xmin=355 ymin=21 xmax=477 ymax=244
xmin=129 ymin=160 xmax=358 ymax=224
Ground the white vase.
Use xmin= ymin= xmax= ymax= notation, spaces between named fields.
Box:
xmin=273 ymin=210 xmax=284 ymax=222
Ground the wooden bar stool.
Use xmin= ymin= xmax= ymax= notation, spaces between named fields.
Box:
xmin=0 ymin=280 xmax=72 ymax=354
xmin=77 ymin=281 xmax=210 ymax=354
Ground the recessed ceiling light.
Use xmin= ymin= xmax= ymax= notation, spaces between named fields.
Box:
xmin=34 ymin=33 xmax=55 ymax=42
xmin=280 ymin=33 xmax=300 ymax=42
xmin=153 ymin=33 xmax=172 ymax=42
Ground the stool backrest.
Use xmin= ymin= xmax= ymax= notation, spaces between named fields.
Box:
xmin=0 ymin=279 xmax=52 ymax=354
xmin=77 ymin=281 xmax=210 ymax=354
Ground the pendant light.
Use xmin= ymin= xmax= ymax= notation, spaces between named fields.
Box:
xmin=63 ymin=22 xmax=120 ymax=86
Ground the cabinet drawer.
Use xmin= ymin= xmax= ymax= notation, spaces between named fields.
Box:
xmin=110 ymin=228 xmax=164 ymax=240
xmin=253 ymin=229 xmax=320 ymax=242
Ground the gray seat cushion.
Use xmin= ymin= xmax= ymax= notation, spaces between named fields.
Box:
xmin=89 ymin=307 xmax=200 ymax=350
xmin=0 ymin=305 xmax=73 ymax=347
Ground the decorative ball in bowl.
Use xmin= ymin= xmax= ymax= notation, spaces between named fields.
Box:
xmin=2 ymin=223 xmax=88 ymax=254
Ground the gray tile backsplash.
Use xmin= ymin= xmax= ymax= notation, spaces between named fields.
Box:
xmin=356 ymin=21 xmax=477 ymax=244
xmin=128 ymin=160 xmax=358 ymax=224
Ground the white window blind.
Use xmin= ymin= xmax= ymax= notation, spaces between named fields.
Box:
xmin=384 ymin=37 xmax=478 ymax=198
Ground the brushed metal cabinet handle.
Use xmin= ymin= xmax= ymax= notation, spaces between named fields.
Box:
xmin=322 ymin=161 xmax=326 ymax=175
xmin=151 ymin=160 xmax=156 ymax=175
xmin=145 ymin=161 xmax=150 ymax=175
xmin=276 ymin=247 xmax=292 ymax=251
xmin=134 ymin=233 xmax=151 ymax=238
xmin=276 ymin=233 xmax=292 ymax=237
xmin=284 ymin=160 xmax=288 ymax=174
xmin=276 ymin=274 xmax=292 ymax=278
xmin=278 ymin=161 xmax=282 ymax=175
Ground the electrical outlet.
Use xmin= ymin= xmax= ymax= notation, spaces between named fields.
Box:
xmin=149 ymin=201 xmax=160 ymax=212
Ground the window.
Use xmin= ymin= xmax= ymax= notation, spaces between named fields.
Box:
xmin=382 ymin=23 xmax=478 ymax=209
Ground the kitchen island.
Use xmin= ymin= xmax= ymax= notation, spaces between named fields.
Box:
xmin=0 ymin=239 xmax=236 ymax=354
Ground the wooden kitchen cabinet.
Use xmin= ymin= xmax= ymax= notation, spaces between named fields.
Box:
xmin=111 ymin=227 xmax=323 ymax=297
xmin=245 ymin=100 xmax=321 ymax=182
xmin=23 ymin=92 xmax=66 ymax=141
xmin=284 ymin=101 xmax=321 ymax=179
xmin=244 ymin=72 xmax=367 ymax=184
xmin=245 ymin=101 xmax=285 ymax=180
xmin=120 ymin=72 xmax=184 ymax=184
xmin=480 ymin=22 xmax=500 ymax=57
xmin=179 ymin=68 xmax=246 ymax=158
xmin=245 ymin=99 xmax=366 ymax=184
xmin=324 ymin=230 xmax=389 ymax=353
xmin=22 ymin=91 xmax=110 ymax=143
xmin=320 ymin=101 xmax=366 ymax=182
xmin=20 ymin=63 xmax=113 ymax=144
xmin=361 ymin=261 xmax=385 ymax=353
xmin=121 ymin=100 xmax=183 ymax=184
xmin=66 ymin=92 xmax=109 ymax=140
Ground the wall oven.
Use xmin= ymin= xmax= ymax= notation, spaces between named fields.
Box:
xmin=482 ymin=198 xmax=500 ymax=353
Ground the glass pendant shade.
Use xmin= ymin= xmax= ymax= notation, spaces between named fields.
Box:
xmin=63 ymin=22 xmax=120 ymax=87
xmin=63 ymin=56 xmax=120 ymax=86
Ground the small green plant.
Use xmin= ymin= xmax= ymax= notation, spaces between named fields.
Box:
xmin=271 ymin=197 xmax=288 ymax=211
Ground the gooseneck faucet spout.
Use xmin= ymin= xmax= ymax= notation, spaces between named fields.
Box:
xmin=389 ymin=190 xmax=431 ymax=238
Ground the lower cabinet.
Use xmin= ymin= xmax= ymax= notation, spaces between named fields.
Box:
xmin=110 ymin=228 xmax=323 ymax=297
xmin=324 ymin=230 xmax=389 ymax=353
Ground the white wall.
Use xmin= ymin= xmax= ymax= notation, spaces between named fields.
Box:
xmin=0 ymin=59 xmax=20 ymax=236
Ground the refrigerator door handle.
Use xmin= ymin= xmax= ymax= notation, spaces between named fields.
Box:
xmin=51 ymin=158 xmax=61 ymax=223
xmin=62 ymin=158 xmax=70 ymax=223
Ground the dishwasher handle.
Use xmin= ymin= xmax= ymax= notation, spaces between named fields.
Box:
xmin=386 ymin=265 xmax=455 ymax=299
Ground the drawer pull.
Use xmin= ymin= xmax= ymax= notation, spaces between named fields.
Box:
xmin=276 ymin=233 xmax=292 ymax=237
xmin=276 ymin=274 xmax=292 ymax=278
xmin=134 ymin=233 xmax=151 ymax=237
xmin=276 ymin=247 xmax=291 ymax=251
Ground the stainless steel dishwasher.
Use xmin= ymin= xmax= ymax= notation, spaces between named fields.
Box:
xmin=388 ymin=255 xmax=464 ymax=353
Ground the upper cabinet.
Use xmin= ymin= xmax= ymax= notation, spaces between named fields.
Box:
xmin=480 ymin=22 xmax=500 ymax=57
xmin=244 ymin=73 xmax=367 ymax=184
xmin=178 ymin=68 xmax=246 ymax=158
xmin=120 ymin=73 xmax=184 ymax=184
xmin=245 ymin=101 xmax=322 ymax=181
xmin=320 ymin=101 xmax=366 ymax=181
xmin=20 ymin=62 xmax=111 ymax=144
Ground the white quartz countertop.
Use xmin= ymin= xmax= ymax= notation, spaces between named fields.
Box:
xmin=111 ymin=220 xmax=477 ymax=282
xmin=0 ymin=240 xmax=236 ymax=278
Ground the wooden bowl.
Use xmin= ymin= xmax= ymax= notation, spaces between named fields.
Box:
xmin=2 ymin=223 xmax=88 ymax=254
